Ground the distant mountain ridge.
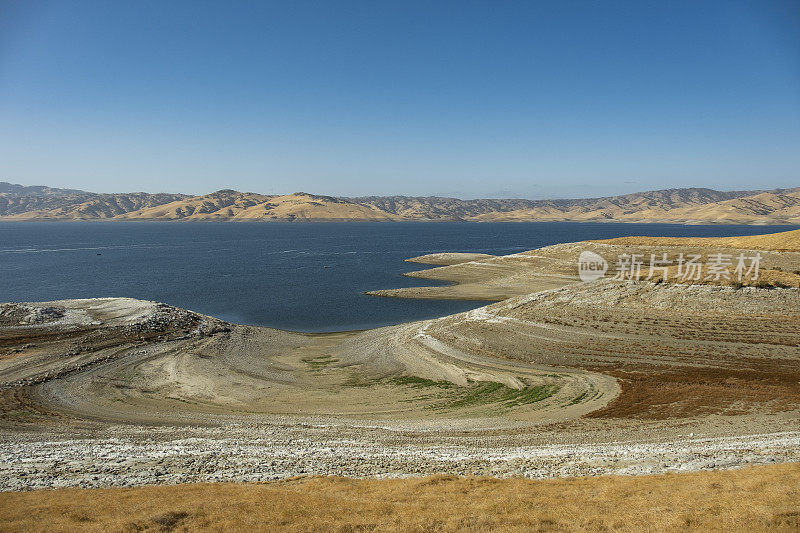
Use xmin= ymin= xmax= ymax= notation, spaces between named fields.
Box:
xmin=1 ymin=182 xmax=799 ymax=224
xmin=0 ymin=182 xmax=87 ymax=197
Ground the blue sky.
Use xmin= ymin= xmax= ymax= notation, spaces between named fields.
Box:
xmin=1 ymin=0 xmax=798 ymax=198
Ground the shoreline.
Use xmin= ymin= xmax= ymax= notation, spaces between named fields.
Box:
xmin=1 ymin=229 xmax=799 ymax=492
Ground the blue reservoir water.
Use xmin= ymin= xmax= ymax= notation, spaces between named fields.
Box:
xmin=0 ymin=221 xmax=794 ymax=332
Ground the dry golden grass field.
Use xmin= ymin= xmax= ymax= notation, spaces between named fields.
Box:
xmin=593 ymin=228 xmax=800 ymax=252
xmin=1 ymin=463 xmax=800 ymax=532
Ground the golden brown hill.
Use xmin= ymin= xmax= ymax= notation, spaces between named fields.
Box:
xmin=594 ymin=227 xmax=800 ymax=252
xmin=237 ymin=192 xmax=401 ymax=221
xmin=54 ymin=190 xmax=401 ymax=221
xmin=471 ymin=190 xmax=800 ymax=224
xmin=0 ymin=192 xmax=187 ymax=220
xmin=118 ymin=190 xmax=271 ymax=220
xmin=1 ymin=182 xmax=799 ymax=223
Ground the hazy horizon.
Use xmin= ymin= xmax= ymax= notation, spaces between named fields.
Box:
xmin=2 ymin=1 xmax=799 ymax=198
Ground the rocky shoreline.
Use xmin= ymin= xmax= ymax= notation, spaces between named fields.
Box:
xmin=3 ymin=423 xmax=799 ymax=491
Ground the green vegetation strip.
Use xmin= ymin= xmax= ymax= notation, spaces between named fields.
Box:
xmin=391 ymin=376 xmax=557 ymax=410
xmin=390 ymin=376 xmax=455 ymax=389
xmin=302 ymin=355 xmax=337 ymax=370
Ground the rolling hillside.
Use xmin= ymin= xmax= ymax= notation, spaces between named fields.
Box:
xmin=1 ymin=182 xmax=798 ymax=224
xmin=117 ymin=191 xmax=401 ymax=221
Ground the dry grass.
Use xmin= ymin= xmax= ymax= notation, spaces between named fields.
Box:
xmin=592 ymin=228 xmax=800 ymax=252
xmin=2 ymin=464 xmax=800 ymax=532
xmin=653 ymin=267 xmax=800 ymax=288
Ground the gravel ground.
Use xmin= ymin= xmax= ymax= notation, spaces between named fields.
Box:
xmin=2 ymin=422 xmax=799 ymax=491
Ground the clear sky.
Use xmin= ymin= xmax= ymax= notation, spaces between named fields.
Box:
xmin=1 ymin=0 xmax=798 ymax=198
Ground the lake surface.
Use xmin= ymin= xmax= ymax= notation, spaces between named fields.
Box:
xmin=0 ymin=221 xmax=795 ymax=332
